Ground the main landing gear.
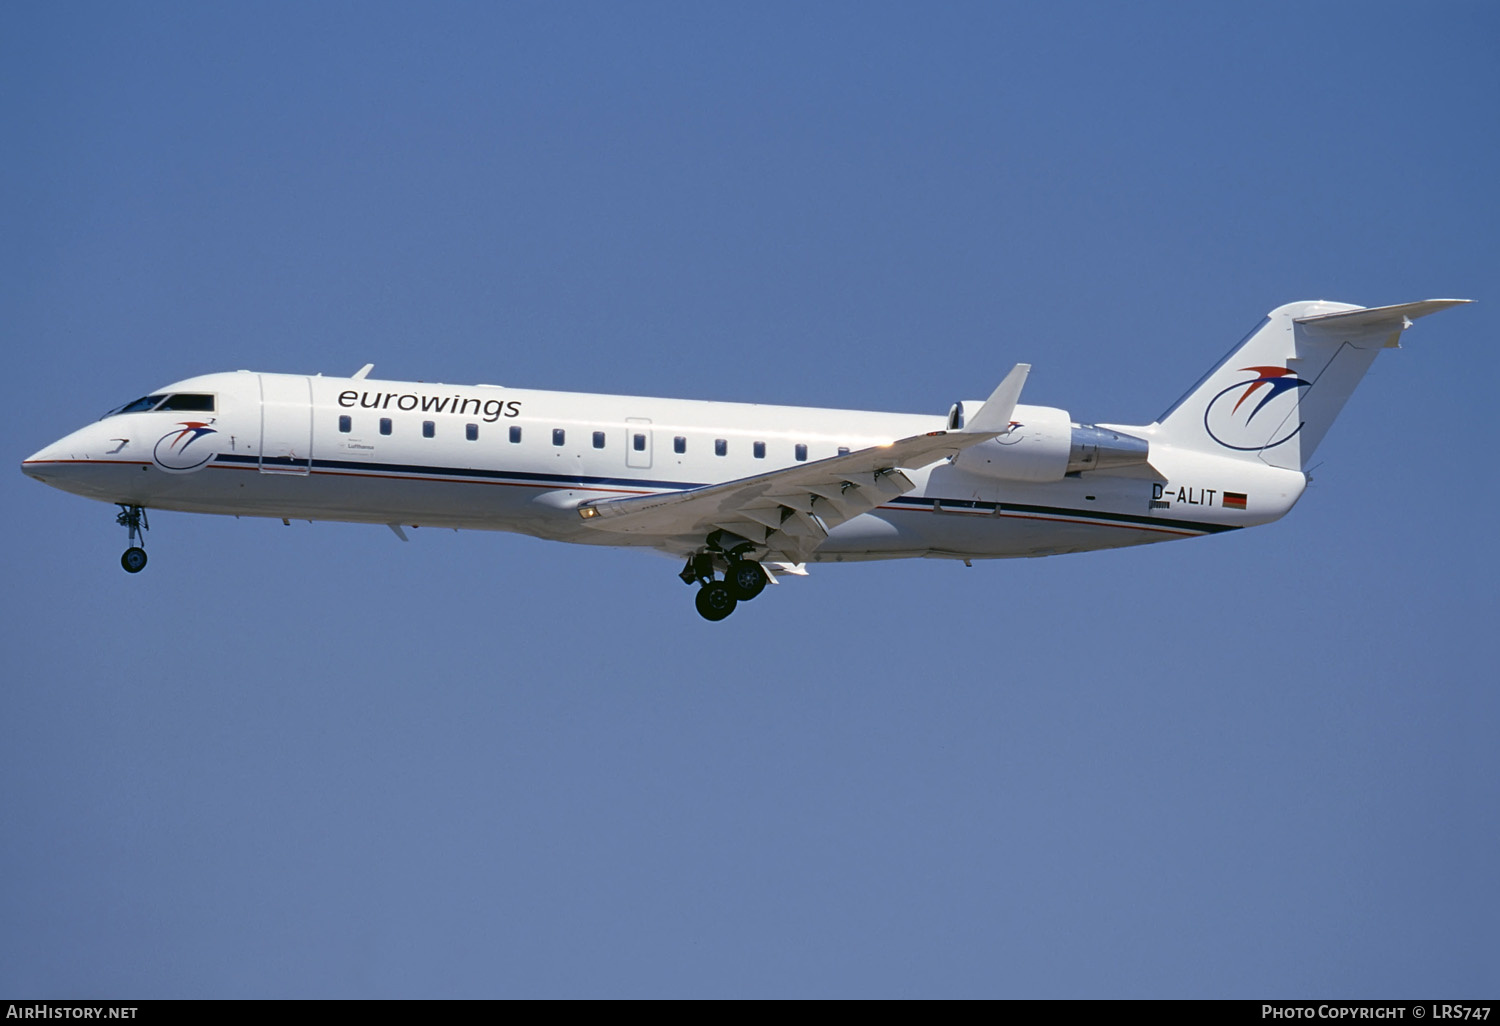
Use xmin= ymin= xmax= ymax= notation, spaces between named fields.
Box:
xmin=680 ymin=549 xmax=769 ymax=621
xmin=116 ymin=504 xmax=149 ymax=573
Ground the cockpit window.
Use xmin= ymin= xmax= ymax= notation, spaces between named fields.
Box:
xmin=104 ymin=394 xmax=167 ymax=417
xmin=103 ymin=393 xmax=216 ymax=418
xmin=156 ymin=393 xmax=215 ymax=412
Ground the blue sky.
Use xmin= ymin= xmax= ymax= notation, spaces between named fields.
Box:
xmin=3 ymin=1 xmax=1497 ymax=998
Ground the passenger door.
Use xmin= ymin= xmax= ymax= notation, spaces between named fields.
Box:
xmin=259 ymin=374 xmax=312 ymax=474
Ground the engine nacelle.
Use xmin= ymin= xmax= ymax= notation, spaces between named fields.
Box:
xmin=948 ymin=403 xmax=1150 ymax=482
xmin=950 ymin=404 xmax=1073 ymax=481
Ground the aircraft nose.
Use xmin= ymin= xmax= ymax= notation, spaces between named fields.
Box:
xmin=21 ymin=430 xmax=131 ymax=500
xmin=21 ymin=441 xmax=65 ymax=480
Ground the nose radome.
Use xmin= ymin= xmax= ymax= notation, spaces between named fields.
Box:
xmin=21 ymin=443 xmax=62 ymax=479
xmin=22 ymin=425 xmax=102 ymax=479
xmin=23 ymin=438 xmax=64 ymax=462
xmin=21 ymin=426 xmax=133 ymax=499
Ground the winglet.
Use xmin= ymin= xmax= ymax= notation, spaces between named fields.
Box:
xmin=963 ymin=363 xmax=1030 ymax=435
xmin=353 ymin=363 xmax=375 ymax=380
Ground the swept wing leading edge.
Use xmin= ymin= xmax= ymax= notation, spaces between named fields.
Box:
xmin=576 ymin=364 xmax=1031 ymax=561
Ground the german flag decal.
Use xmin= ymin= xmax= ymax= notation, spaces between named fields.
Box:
xmin=1223 ymin=492 xmax=1248 ymax=510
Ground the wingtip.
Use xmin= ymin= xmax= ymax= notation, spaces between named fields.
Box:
xmin=963 ymin=363 xmax=1031 ymax=435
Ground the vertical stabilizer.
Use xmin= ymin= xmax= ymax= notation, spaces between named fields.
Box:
xmin=1153 ymin=299 xmax=1469 ymax=471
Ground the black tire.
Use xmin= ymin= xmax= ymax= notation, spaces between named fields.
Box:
xmin=121 ymin=547 xmax=148 ymax=574
xmin=695 ymin=581 xmax=737 ymax=621
xmin=725 ymin=560 xmax=767 ymax=601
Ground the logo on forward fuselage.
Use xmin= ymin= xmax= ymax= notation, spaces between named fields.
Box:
xmin=1203 ymin=366 xmax=1310 ymax=452
xmin=152 ymin=422 xmax=218 ymax=472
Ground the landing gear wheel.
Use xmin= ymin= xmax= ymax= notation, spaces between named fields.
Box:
xmin=725 ymin=560 xmax=767 ymax=601
xmin=115 ymin=505 xmax=149 ymax=573
xmin=695 ymin=581 xmax=738 ymax=621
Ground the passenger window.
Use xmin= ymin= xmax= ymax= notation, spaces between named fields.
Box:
xmin=553 ymin=429 xmax=566 ymax=446
xmin=714 ymin=439 xmax=727 ymax=457
xmin=673 ymin=436 xmax=686 ymax=454
xmin=509 ymin=426 xmax=522 ymax=443
xmin=593 ymin=431 xmax=606 ymax=449
xmin=633 ymin=433 xmax=646 ymax=452
xmin=466 ymin=423 xmax=479 ymax=441
xmin=338 ymin=415 xmax=352 ymax=433
xmin=157 ymin=393 xmax=215 ymax=412
xmin=795 ymin=443 xmax=807 ymax=462
xmin=379 ymin=418 xmax=392 ymax=435
xmin=753 ymin=441 xmax=766 ymax=459
xmin=422 ymin=421 xmax=435 ymax=438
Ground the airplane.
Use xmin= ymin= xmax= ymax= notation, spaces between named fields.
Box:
xmin=21 ymin=298 xmax=1469 ymax=620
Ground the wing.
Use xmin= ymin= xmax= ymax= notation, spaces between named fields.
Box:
xmin=577 ymin=365 xmax=1030 ymax=561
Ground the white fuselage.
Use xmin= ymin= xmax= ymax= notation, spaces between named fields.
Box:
xmin=22 ymin=369 xmax=1305 ymax=562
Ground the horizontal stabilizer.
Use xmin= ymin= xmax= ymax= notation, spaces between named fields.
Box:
xmin=1294 ymin=299 xmax=1472 ymax=331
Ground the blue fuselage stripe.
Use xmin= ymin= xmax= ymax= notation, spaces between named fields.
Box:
xmin=212 ymin=453 xmax=1236 ymax=535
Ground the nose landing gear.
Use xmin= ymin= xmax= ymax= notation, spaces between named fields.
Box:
xmin=116 ymin=504 xmax=149 ymax=573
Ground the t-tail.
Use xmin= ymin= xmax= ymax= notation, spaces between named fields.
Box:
xmin=1152 ymin=299 xmax=1471 ymax=471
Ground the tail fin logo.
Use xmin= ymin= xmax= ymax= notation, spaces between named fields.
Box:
xmin=1203 ymin=366 xmax=1311 ymax=452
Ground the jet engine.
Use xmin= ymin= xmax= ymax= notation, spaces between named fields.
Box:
xmin=947 ymin=403 xmax=1151 ymax=482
